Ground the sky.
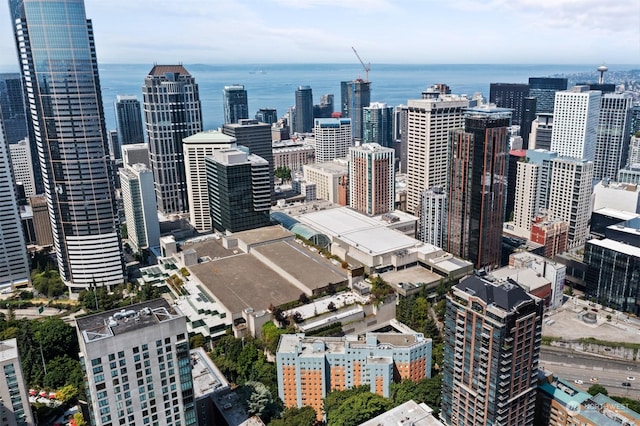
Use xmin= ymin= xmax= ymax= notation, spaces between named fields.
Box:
xmin=0 ymin=0 xmax=639 ymax=69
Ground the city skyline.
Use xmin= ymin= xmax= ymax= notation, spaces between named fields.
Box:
xmin=1 ymin=0 xmax=639 ymax=69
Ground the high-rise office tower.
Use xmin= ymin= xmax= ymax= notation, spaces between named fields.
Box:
xmin=393 ymin=104 xmax=409 ymax=173
xmin=8 ymin=138 xmax=35 ymax=197
xmin=314 ymin=118 xmax=352 ymax=163
xmin=445 ymin=106 xmax=511 ymax=270
xmin=405 ymin=95 xmax=469 ymax=215
xmin=0 ymin=338 xmax=35 ymax=426
xmin=520 ymin=96 xmax=537 ymax=149
xmin=255 ymin=108 xmax=278 ymax=124
xmin=348 ymin=143 xmax=395 ymax=216
xmin=528 ymin=77 xmax=568 ymax=114
xmin=593 ymin=93 xmax=633 ymax=181
xmin=489 ymin=83 xmax=529 ymax=125
xmin=115 ymin=95 xmax=144 ymax=145
xmin=313 ymin=94 xmax=334 ymax=118
xmin=630 ymin=105 xmax=640 ymax=137
xmin=222 ymin=119 xmax=274 ymax=197
xmin=551 ymin=85 xmax=601 ymax=161
xmin=528 ymin=113 xmax=553 ymax=150
xmin=121 ymin=143 xmax=150 ymax=168
xmin=0 ymin=73 xmax=41 ymax=193
xmin=183 ymin=131 xmax=237 ymax=232
xmin=107 ymin=129 xmax=119 ymax=160
xmin=294 ymin=85 xmax=313 ymax=133
xmin=223 ymin=84 xmax=248 ymax=124
xmin=9 ymin=0 xmax=123 ymax=289
xmin=143 ymin=65 xmax=202 ymax=215
xmin=341 ymin=79 xmax=371 ymax=142
xmin=419 ymin=187 xmax=446 ymax=247
xmin=0 ymin=127 xmax=30 ymax=289
xmin=119 ymin=163 xmax=160 ymax=251
xmin=363 ymin=102 xmax=393 ymax=148
xmin=205 ymin=148 xmax=271 ymax=233
xmin=77 ymin=299 xmax=196 ymax=426
xmin=506 ymin=149 xmax=526 ymax=222
xmin=0 ymin=73 xmax=28 ymax=145
xmin=441 ymin=275 xmax=543 ymax=426
xmin=548 ymin=157 xmax=594 ymax=248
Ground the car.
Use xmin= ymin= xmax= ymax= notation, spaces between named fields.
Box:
xmin=622 ymin=382 xmax=632 ymax=387
xmin=574 ymin=379 xmax=584 ymax=385
xmin=627 ymin=376 xmax=635 ymax=381
xmin=590 ymin=377 xmax=598 ymax=383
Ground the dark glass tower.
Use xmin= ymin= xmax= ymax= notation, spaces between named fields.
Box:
xmin=528 ymin=77 xmax=568 ymax=114
xmin=446 ymin=106 xmax=511 ymax=270
xmin=341 ymin=79 xmax=371 ymax=142
xmin=143 ymin=65 xmax=202 ymax=214
xmin=520 ymin=97 xmax=537 ymax=149
xmin=9 ymin=0 xmax=123 ymax=289
xmin=489 ymin=83 xmax=529 ymax=125
xmin=294 ymin=85 xmax=313 ymax=133
xmin=223 ymin=84 xmax=248 ymax=124
xmin=115 ymin=95 xmax=144 ymax=146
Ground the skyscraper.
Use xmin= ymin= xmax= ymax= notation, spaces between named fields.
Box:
xmin=528 ymin=113 xmax=553 ymax=150
xmin=313 ymin=94 xmax=334 ymax=118
xmin=76 ymin=299 xmax=196 ymax=426
xmin=0 ymin=125 xmax=30 ymax=289
xmin=314 ymin=118 xmax=352 ymax=163
xmin=528 ymin=77 xmax=568 ymax=114
xmin=441 ymin=275 xmax=543 ymax=426
xmin=255 ymin=107 xmax=278 ymax=124
xmin=489 ymin=83 xmax=529 ymax=125
xmin=223 ymin=84 xmax=248 ymax=124
xmin=183 ymin=131 xmax=237 ymax=232
xmin=294 ymin=85 xmax=313 ymax=133
xmin=205 ymin=148 xmax=271 ymax=233
xmin=551 ymin=85 xmax=601 ymax=161
xmin=0 ymin=73 xmax=28 ymax=145
xmin=405 ymin=95 xmax=469 ymax=215
xmin=341 ymin=79 xmax=371 ymax=142
xmin=143 ymin=65 xmax=202 ymax=215
xmin=445 ymin=106 xmax=511 ymax=270
xmin=222 ymin=119 xmax=274 ymax=197
xmin=419 ymin=187 xmax=446 ymax=247
xmin=9 ymin=0 xmax=123 ymax=289
xmin=594 ymin=92 xmax=633 ymax=181
xmin=115 ymin=95 xmax=144 ymax=145
xmin=363 ymin=102 xmax=393 ymax=148
xmin=0 ymin=338 xmax=35 ymax=426
xmin=8 ymin=138 xmax=35 ymax=197
xmin=119 ymin=163 xmax=160 ymax=252
xmin=348 ymin=143 xmax=395 ymax=216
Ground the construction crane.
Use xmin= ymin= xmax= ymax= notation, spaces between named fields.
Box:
xmin=351 ymin=46 xmax=371 ymax=82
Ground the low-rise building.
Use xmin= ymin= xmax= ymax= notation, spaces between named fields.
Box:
xmin=277 ymin=332 xmax=432 ymax=419
xmin=0 ymin=338 xmax=35 ymax=426
xmin=359 ymin=400 xmax=443 ymax=426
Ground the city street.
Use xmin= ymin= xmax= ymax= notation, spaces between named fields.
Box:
xmin=540 ymin=346 xmax=640 ymax=399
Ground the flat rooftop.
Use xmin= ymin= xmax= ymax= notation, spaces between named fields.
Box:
xmin=252 ymin=240 xmax=346 ymax=291
xmin=359 ymin=400 xmax=444 ymax=426
xmin=381 ymin=267 xmax=442 ymax=288
xmin=189 ymin=254 xmax=302 ymax=314
xmin=180 ymin=237 xmax=235 ymax=261
xmin=76 ymin=299 xmax=181 ymax=343
xmin=0 ymin=338 xmax=18 ymax=361
xmin=231 ymin=225 xmax=294 ymax=247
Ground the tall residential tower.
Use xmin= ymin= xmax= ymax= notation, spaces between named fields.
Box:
xmin=223 ymin=84 xmax=248 ymax=124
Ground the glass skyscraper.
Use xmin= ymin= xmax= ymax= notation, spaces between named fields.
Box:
xmin=223 ymin=84 xmax=248 ymax=124
xmin=294 ymin=85 xmax=313 ymax=133
xmin=115 ymin=95 xmax=144 ymax=146
xmin=9 ymin=0 xmax=124 ymax=289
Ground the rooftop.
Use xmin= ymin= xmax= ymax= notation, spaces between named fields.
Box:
xmin=359 ymin=400 xmax=444 ymax=426
xmin=76 ymin=299 xmax=182 ymax=343
xmin=183 ymin=131 xmax=237 ymax=145
xmin=148 ymin=65 xmax=191 ymax=76
xmin=0 ymin=338 xmax=18 ymax=362
xmin=231 ymin=225 xmax=293 ymax=247
xmin=455 ymin=275 xmax=535 ymax=312
xmin=588 ymin=238 xmax=640 ymax=257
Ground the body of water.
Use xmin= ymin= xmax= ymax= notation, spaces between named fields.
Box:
xmin=98 ymin=63 xmax=629 ymax=132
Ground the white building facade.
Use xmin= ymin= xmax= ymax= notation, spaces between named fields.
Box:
xmin=314 ymin=118 xmax=352 ymax=163
xmin=119 ymin=164 xmax=160 ymax=251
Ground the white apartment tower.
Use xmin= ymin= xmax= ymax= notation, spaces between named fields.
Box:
xmin=419 ymin=187 xmax=446 ymax=247
xmin=594 ymin=93 xmax=633 ymax=181
xmin=77 ymin=299 xmax=196 ymax=426
xmin=8 ymin=138 xmax=35 ymax=197
xmin=405 ymin=95 xmax=469 ymax=214
xmin=183 ymin=131 xmax=237 ymax=232
xmin=348 ymin=143 xmax=395 ymax=216
xmin=119 ymin=163 xmax=160 ymax=251
xmin=550 ymin=86 xmax=601 ymax=161
xmin=513 ymin=161 xmax=540 ymax=231
xmin=314 ymin=118 xmax=352 ymax=163
xmin=0 ymin=339 xmax=35 ymax=426
xmin=548 ymin=158 xmax=594 ymax=248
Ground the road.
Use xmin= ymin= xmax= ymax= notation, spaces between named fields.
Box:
xmin=540 ymin=346 xmax=640 ymax=399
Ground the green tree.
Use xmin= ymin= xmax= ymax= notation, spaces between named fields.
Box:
xmin=269 ymin=406 xmax=318 ymax=426
xmin=327 ymin=391 xmax=393 ymax=426
xmin=587 ymin=383 xmax=608 ymax=396
xmin=189 ymin=333 xmax=205 ymax=349
xmin=240 ymin=381 xmax=278 ymax=422
xmin=611 ymin=396 xmax=640 ymax=413
xmin=323 ymin=386 xmax=370 ymax=416
xmin=31 ymin=269 xmax=66 ymax=298
xmin=274 ymin=166 xmax=292 ymax=183
xmin=391 ymin=376 xmax=442 ymax=416
xmin=55 ymin=383 xmax=79 ymax=404
xmin=33 ymin=317 xmax=78 ymax=362
xmin=44 ymin=355 xmax=83 ymax=390
xmin=74 ymin=412 xmax=87 ymax=426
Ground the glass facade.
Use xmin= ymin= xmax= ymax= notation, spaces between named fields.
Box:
xmin=10 ymin=0 xmax=123 ymax=288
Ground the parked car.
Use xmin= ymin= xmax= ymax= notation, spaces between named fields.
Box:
xmin=574 ymin=379 xmax=584 ymax=385
xmin=622 ymin=382 xmax=632 ymax=387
